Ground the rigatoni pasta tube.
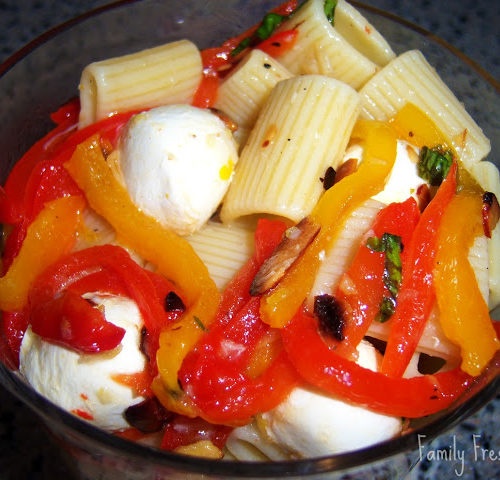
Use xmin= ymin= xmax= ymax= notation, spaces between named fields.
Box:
xmin=275 ymin=0 xmax=392 ymax=89
xmin=79 ymin=39 xmax=202 ymax=127
xmin=332 ymin=0 xmax=395 ymax=66
xmin=359 ymin=49 xmax=491 ymax=168
xmin=469 ymin=160 xmax=500 ymax=309
xmin=187 ymin=220 xmax=255 ymax=290
xmin=213 ymin=49 xmax=292 ymax=130
xmin=220 ymin=75 xmax=360 ymax=223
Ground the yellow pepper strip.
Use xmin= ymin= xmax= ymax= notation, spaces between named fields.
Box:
xmin=434 ymin=192 xmax=500 ymax=376
xmin=259 ymin=120 xmax=397 ymax=328
xmin=0 ymin=195 xmax=84 ymax=312
xmin=64 ymin=136 xmax=220 ymax=399
xmin=390 ymin=102 xmax=483 ymax=191
xmin=389 ymin=102 xmax=450 ymax=150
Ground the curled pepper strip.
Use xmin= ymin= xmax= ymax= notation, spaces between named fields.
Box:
xmin=171 ymin=219 xmax=297 ymax=425
xmin=381 ymin=162 xmax=458 ymax=377
xmin=281 ymin=309 xmax=473 ymax=418
xmin=259 ymin=120 xmax=397 ymax=328
xmin=193 ymin=0 xmax=298 ymax=108
xmin=179 ymin=297 xmax=299 ymax=426
xmin=152 ymin=218 xmax=290 ymax=419
xmin=64 ymin=136 xmax=220 ymax=395
xmin=434 ymin=192 xmax=500 ymax=376
xmin=28 ymin=244 xmax=181 ymax=358
xmin=0 ymin=195 xmax=85 ymax=312
xmin=1 ymin=106 xmax=138 ymax=271
xmin=334 ymin=197 xmax=420 ymax=359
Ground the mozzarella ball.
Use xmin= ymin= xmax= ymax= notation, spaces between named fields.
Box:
xmin=258 ymin=341 xmax=402 ymax=457
xmin=226 ymin=341 xmax=402 ymax=460
xmin=344 ymin=140 xmax=426 ymax=205
xmin=119 ymin=104 xmax=239 ymax=235
xmin=19 ymin=294 xmax=147 ymax=431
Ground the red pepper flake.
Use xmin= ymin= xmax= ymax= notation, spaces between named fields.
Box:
xmin=72 ymin=409 xmax=94 ymax=420
xmin=262 ymin=124 xmax=278 ymax=148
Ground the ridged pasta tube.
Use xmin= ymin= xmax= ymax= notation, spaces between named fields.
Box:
xmin=359 ymin=49 xmax=491 ymax=168
xmin=78 ymin=39 xmax=202 ymax=127
xmin=275 ymin=0 xmax=395 ymax=89
xmin=367 ymin=309 xmax=461 ymax=364
xmin=220 ymin=74 xmax=360 ymax=223
xmin=308 ymin=198 xmax=384 ymax=306
xmin=332 ymin=0 xmax=396 ymax=66
xmin=213 ymin=49 xmax=292 ymax=130
xmin=469 ymin=160 xmax=500 ymax=309
xmin=187 ymin=220 xmax=255 ymax=290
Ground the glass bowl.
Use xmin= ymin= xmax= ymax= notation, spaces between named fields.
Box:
xmin=0 ymin=1 xmax=498 ymax=478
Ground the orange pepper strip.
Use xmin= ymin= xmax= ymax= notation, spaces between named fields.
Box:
xmin=259 ymin=120 xmax=397 ymax=328
xmin=64 ymin=136 xmax=220 ymax=396
xmin=434 ymin=192 xmax=500 ymax=376
xmin=0 ymin=195 xmax=84 ymax=311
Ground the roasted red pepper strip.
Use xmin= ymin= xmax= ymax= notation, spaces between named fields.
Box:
xmin=334 ymin=197 xmax=420 ymax=359
xmin=1 ymin=107 xmax=138 ymax=270
xmin=381 ymin=162 xmax=458 ymax=377
xmin=171 ymin=219 xmax=296 ymax=425
xmin=257 ymin=29 xmax=298 ymax=58
xmin=216 ymin=218 xmax=288 ymax=327
xmin=192 ymin=70 xmax=220 ymax=109
xmin=200 ymin=0 xmax=298 ymax=73
xmin=1 ymin=311 xmax=27 ymax=368
xmin=30 ymin=289 xmax=126 ymax=354
xmin=193 ymin=0 xmax=298 ymax=107
xmin=179 ymin=296 xmax=299 ymax=426
xmin=0 ymin=99 xmax=80 ymax=225
xmin=282 ymin=308 xmax=473 ymax=418
xmin=28 ymin=245 xmax=183 ymax=357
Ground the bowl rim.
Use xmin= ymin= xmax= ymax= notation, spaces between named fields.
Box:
xmin=1 ymin=359 xmax=498 ymax=476
xmin=0 ymin=0 xmax=499 ymax=476
xmin=1 ymin=0 xmax=498 ymax=92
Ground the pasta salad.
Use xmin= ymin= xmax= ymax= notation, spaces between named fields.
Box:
xmin=0 ymin=0 xmax=499 ymax=460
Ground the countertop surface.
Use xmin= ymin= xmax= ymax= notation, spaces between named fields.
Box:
xmin=0 ymin=1 xmax=499 ymax=479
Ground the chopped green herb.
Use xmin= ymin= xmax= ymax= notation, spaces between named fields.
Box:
xmin=193 ymin=316 xmax=207 ymax=331
xmin=257 ymin=13 xmax=285 ymax=40
xmin=418 ymin=145 xmax=453 ymax=186
xmin=231 ymin=12 xmax=286 ymax=57
xmin=231 ymin=3 xmax=301 ymax=57
xmin=324 ymin=0 xmax=338 ymax=25
xmin=367 ymin=232 xmax=403 ymax=322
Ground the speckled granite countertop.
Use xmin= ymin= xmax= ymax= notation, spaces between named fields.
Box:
xmin=0 ymin=1 xmax=499 ymax=479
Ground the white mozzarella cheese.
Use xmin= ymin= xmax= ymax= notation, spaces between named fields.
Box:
xmin=119 ymin=104 xmax=239 ymax=236
xmin=226 ymin=341 xmax=402 ymax=460
xmin=19 ymin=294 xmax=147 ymax=431
xmin=344 ymin=140 xmax=426 ymax=205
